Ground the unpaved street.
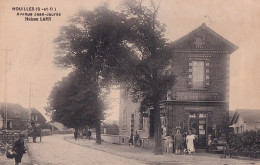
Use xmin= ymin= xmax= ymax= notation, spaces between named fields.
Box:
xmin=27 ymin=135 xmax=146 ymax=165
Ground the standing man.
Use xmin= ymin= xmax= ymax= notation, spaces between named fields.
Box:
xmin=74 ymin=129 xmax=78 ymax=141
xmin=31 ymin=121 xmax=37 ymax=143
xmin=87 ymin=130 xmax=92 ymax=140
xmin=12 ymin=134 xmax=26 ymax=165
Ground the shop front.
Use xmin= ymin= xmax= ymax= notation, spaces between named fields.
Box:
xmin=162 ymin=101 xmax=229 ymax=150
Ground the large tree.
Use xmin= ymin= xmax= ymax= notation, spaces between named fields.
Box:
xmin=52 ymin=1 xmax=175 ymax=152
xmin=53 ymin=6 xmax=134 ymax=144
xmin=121 ymin=0 xmax=175 ymax=154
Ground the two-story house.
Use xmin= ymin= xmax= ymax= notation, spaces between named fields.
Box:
xmin=119 ymin=23 xmax=238 ymax=149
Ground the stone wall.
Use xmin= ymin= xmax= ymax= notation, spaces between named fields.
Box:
xmin=0 ymin=130 xmax=20 ymax=153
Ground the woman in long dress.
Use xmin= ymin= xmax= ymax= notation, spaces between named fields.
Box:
xmin=186 ymin=131 xmax=196 ymax=153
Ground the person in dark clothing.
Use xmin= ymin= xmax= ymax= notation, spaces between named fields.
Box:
xmin=174 ymin=129 xmax=184 ymax=154
xmin=12 ymin=134 xmax=26 ymax=165
xmin=31 ymin=121 xmax=37 ymax=143
xmin=83 ymin=131 xmax=87 ymax=140
xmin=87 ymin=130 xmax=92 ymax=140
xmin=134 ymin=131 xmax=140 ymax=146
xmin=128 ymin=134 xmax=133 ymax=145
xmin=74 ymin=130 xmax=78 ymax=141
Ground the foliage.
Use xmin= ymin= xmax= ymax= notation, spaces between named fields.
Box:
xmin=52 ymin=6 xmax=136 ymax=144
xmin=54 ymin=6 xmax=136 ymax=86
xmin=47 ymin=71 xmax=107 ymax=130
xmin=51 ymin=1 xmax=175 ymax=148
xmin=229 ymin=130 xmax=260 ymax=158
xmin=120 ymin=0 xmax=175 ymax=154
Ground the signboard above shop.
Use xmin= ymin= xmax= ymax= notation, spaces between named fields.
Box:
xmin=174 ymin=92 xmax=225 ymax=101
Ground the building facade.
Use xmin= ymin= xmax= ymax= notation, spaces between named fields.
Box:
xmin=119 ymin=23 xmax=238 ymax=149
xmin=0 ymin=103 xmax=46 ymax=130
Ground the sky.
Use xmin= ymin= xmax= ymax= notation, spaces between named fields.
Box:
xmin=0 ymin=0 xmax=260 ymax=121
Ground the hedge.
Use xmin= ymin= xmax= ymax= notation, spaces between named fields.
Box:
xmin=229 ymin=130 xmax=260 ymax=158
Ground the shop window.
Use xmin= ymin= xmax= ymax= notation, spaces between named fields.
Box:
xmin=199 ymin=113 xmax=206 ymax=118
xmin=189 ymin=113 xmax=196 ymax=118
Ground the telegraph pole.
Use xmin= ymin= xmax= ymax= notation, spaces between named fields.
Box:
xmin=29 ymin=81 xmax=32 ymax=121
xmin=2 ymin=48 xmax=12 ymax=130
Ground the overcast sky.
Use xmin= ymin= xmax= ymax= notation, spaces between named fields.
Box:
xmin=0 ymin=0 xmax=260 ymax=121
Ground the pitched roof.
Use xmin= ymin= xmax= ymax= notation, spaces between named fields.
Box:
xmin=171 ymin=23 xmax=238 ymax=54
xmin=25 ymin=108 xmax=47 ymax=123
xmin=0 ymin=102 xmax=29 ymax=120
xmin=235 ymin=109 xmax=260 ymax=123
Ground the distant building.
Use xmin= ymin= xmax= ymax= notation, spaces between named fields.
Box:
xmin=119 ymin=23 xmax=238 ymax=149
xmin=229 ymin=109 xmax=260 ymax=133
xmin=25 ymin=108 xmax=47 ymax=125
xmin=0 ymin=103 xmax=46 ymax=130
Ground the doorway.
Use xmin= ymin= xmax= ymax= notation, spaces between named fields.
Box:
xmin=189 ymin=112 xmax=207 ymax=149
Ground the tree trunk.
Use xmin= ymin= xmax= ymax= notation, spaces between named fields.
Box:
xmin=153 ymin=94 xmax=163 ymax=155
xmin=96 ymin=120 xmax=102 ymax=144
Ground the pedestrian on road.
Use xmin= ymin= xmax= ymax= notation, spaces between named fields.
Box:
xmin=12 ymin=134 xmax=26 ymax=165
xmin=31 ymin=121 xmax=37 ymax=143
xmin=87 ymin=130 xmax=92 ymax=140
xmin=134 ymin=131 xmax=140 ymax=146
xmin=174 ymin=129 xmax=184 ymax=154
xmin=74 ymin=130 xmax=78 ymax=141
xmin=128 ymin=134 xmax=133 ymax=145
xmin=83 ymin=131 xmax=87 ymax=140
xmin=186 ymin=130 xmax=196 ymax=153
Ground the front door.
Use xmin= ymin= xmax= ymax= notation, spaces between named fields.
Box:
xmin=189 ymin=112 xmax=207 ymax=149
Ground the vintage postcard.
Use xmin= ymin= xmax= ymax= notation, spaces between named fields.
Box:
xmin=0 ymin=0 xmax=259 ymax=164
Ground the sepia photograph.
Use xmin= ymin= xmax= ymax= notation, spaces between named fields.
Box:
xmin=0 ymin=0 xmax=260 ymax=164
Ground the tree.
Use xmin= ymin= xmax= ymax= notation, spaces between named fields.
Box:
xmin=47 ymin=71 xmax=106 ymax=131
xmin=52 ymin=1 xmax=175 ymax=151
xmin=120 ymin=0 xmax=175 ymax=154
xmin=53 ymin=6 xmax=134 ymax=144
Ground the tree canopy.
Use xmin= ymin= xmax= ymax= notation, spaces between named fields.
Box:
xmin=49 ymin=0 xmax=175 ymax=151
xmin=47 ymin=71 xmax=106 ymax=129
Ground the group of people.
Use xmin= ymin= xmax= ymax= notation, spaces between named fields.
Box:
xmin=172 ymin=129 xmax=197 ymax=154
xmin=74 ymin=129 xmax=92 ymax=141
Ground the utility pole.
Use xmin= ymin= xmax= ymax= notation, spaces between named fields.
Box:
xmin=29 ymin=81 xmax=32 ymax=121
xmin=2 ymin=48 xmax=12 ymax=130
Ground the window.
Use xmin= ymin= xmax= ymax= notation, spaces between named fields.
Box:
xmin=189 ymin=113 xmax=196 ymax=118
xmin=188 ymin=57 xmax=210 ymax=89
xmin=192 ymin=60 xmax=205 ymax=88
xmin=122 ymin=110 xmax=127 ymax=129
xmin=139 ymin=112 xmax=144 ymax=130
xmin=16 ymin=112 xmax=20 ymax=117
xmin=199 ymin=113 xmax=207 ymax=118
